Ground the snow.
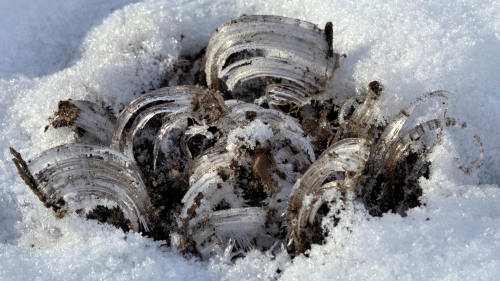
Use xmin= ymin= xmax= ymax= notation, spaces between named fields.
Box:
xmin=0 ymin=0 xmax=499 ymax=280
xmin=226 ymin=120 xmax=274 ymax=151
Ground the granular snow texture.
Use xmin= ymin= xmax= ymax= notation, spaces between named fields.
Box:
xmin=0 ymin=0 xmax=499 ymax=280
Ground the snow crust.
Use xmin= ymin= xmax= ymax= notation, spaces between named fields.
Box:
xmin=1 ymin=0 xmax=499 ymax=280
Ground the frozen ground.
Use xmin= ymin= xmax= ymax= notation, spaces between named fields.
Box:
xmin=1 ymin=0 xmax=499 ymax=280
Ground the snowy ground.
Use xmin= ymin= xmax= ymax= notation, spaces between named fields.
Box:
xmin=1 ymin=0 xmax=499 ymax=280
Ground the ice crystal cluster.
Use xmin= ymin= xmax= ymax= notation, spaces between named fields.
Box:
xmin=10 ymin=15 xmax=483 ymax=260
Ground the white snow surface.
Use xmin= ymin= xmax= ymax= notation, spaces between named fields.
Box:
xmin=1 ymin=0 xmax=499 ymax=280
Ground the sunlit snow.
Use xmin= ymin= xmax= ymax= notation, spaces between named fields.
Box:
xmin=1 ymin=0 xmax=499 ymax=280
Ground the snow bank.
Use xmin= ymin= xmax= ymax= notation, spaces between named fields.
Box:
xmin=0 ymin=0 xmax=499 ymax=280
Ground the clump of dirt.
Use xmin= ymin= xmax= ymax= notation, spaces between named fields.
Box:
xmin=360 ymin=151 xmax=429 ymax=217
xmin=233 ymin=159 xmax=270 ymax=207
xmin=51 ymin=100 xmax=79 ymax=128
xmin=86 ymin=205 xmax=132 ymax=232
xmin=132 ymin=122 xmax=189 ymax=241
xmin=252 ymin=148 xmax=277 ymax=190
xmin=299 ymin=99 xmax=340 ymax=155
xmin=192 ymin=90 xmax=227 ymax=123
